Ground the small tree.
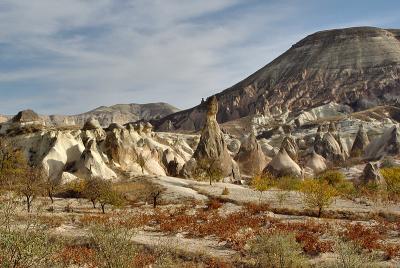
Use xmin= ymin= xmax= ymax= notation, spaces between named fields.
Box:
xmin=300 ymin=179 xmax=338 ymax=217
xmin=194 ymin=158 xmax=223 ymax=186
xmin=82 ymin=177 xmax=104 ymax=208
xmin=151 ymin=191 xmax=161 ymax=208
xmin=14 ymin=165 xmax=45 ymax=213
xmin=97 ymin=181 xmax=124 ymax=213
xmin=0 ymin=139 xmax=26 ymax=186
xmin=44 ymin=177 xmax=58 ymax=204
xmin=251 ymin=174 xmax=272 ymax=203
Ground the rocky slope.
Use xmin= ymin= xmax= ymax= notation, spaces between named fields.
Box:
xmin=154 ymin=27 xmax=400 ymax=132
xmin=1 ymin=102 xmax=179 ymax=128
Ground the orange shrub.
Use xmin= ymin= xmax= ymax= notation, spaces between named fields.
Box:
xmin=57 ymin=245 xmax=97 ymax=268
xmin=342 ymin=223 xmax=384 ymax=250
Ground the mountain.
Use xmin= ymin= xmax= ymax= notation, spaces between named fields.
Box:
xmin=1 ymin=103 xmax=180 ymax=127
xmin=153 ymin=27 xmax=400 ymax=131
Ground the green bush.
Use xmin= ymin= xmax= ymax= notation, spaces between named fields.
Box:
xmin=275 ymin=176 xmax=302 ymax=191
xmin=317 ymin=170 xmax=355 ymax=198
xmin=381 ymin=167 xmax=400 ymax=196
xmin=90 ymin=223 xmax=137 ymax=268
xmin=248 ymin=231 xmax=307 ymax=268
xmin=0 ymin=229 xmax=59 ymax=268
xmin=328 ymin=238 xmax=377 ymax=268
xmin=300 ymin=179 xmax=338 ymax=217
xmin=317 ymin=170 xmax=345 ymax=186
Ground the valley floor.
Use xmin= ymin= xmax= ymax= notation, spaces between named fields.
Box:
xmin=2 ymin=176 xmax=400 ymax=267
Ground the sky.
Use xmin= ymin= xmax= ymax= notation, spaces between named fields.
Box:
xmin=0 ymin=0 xmax=399 ymax=115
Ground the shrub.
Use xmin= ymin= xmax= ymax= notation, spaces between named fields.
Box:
xmin=330 ymin=238 xmax=376 ymax=268
xmin=251 ymin=174 xmax=272 ymax=202
xmin=57 ymin=245 xmax=97 ymax=268
xmin=341 ymin=223 xmax=383 ymax=251
xmin=89 ymin=223 xmax=137 ymax=268
xmin=275 ymin=176 xmax=302 ymax=191
xmin=317 ymin=170 xmax=346 ymax=186
xmin=221 ymin=187 xmax=230 ymax=195
xmin=381 ymin=167 xmax=400 ymax=197
xmin=0 ymin=229 xmax=59 ymax=267
xmin=300 ymin=179 xmax=338 ymax=217
xmin=248 ymin=231 xmax=307 ymax=268
xmin=244 ymin=202 xmax=270 ymax=214
xmin=58 ymin=179 xmax=86 ymax=198
xmin=206 ymin=198 xmax=223 ymax=210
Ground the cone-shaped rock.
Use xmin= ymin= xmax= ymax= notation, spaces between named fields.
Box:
xmin=192 ymin=96 xmax=240 ymax=178
xmin=234 ymin=132 xmax=268 ymax=176
xmin=305 ymin=151 xmax=327 ymax=175
xmin=281 ymin=135 xmax=298 ymax=161
xmin=365 ymin=126 xmax=400 ymax=160
xmin=263 ymin=148 xmax=302 ymax=178
xmin=350 ymin=124 xmax=369 ymax=157
xmin=314 ymin=132 xmax=345 ymax=163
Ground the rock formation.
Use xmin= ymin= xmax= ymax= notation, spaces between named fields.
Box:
xmin=314 ymin=132 xmax=345 ymax=163
xmin=263 ymin=148 xmax=302 ymax=178
xmin=75 ymin=139 xmax=117 ymax=180
xmin=12 ymin=109 xmax=41 ymax=124
xmin=365 ymin=126 xmax=400 ymax=160
xmin=234 ymin=132 xmax=268 ymax=176
xmin=280 ymin=135 xmax=298 ymax=161
xmin=184 ymin=96 xmax=240 ymax=179
xmin=359 ymin=162 xmax=386 ymax=186
xmin=42 ymin=102 xmax=180 ymax=127
xmin=350 ymin=124 xmax=369 ymax=157
xmin=154 ymin=27 xmax=400 ymax=131
xmin=82 ymin=117 xmax=102 ymax=130
xmin=304 ymin=151 xmax=327 ymax=176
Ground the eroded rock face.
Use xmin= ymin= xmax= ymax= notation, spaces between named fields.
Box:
xmin=263 ymin=148 xmax=302 ymax=178
xmin=365 ymin=126 xmax=400 ymax=160
xmin=234 ymin=132 xmax=268 ymax=176
xmin=154 ymin=27 xmax=400 ymax=131
xmin=75 ymin=139 xmax=117 ymax=180
xmin=5 ymin=114 xmax=198 ymax=183
xmin=184 ymin=96 xmax=240 ymax=179
xmin=281 ymin=136 xmax=298 ymax=161
xmin=350 ymin=124 xmax=370 ymax=157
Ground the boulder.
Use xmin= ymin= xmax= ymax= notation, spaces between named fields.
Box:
xmin=263 ymin=148 xmax=302 ymax=178
xmin=234 ymin=132 xmax=268 ymax=176
xmin=359 ymin=162 xmax=386 ymax=186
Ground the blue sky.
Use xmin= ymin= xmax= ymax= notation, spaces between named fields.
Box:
xmin=0 ymin=0 xmax=399 ymax=115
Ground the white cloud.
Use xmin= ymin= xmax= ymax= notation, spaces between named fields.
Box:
xmin=1 ymin=0 xmax=395 ymax=115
